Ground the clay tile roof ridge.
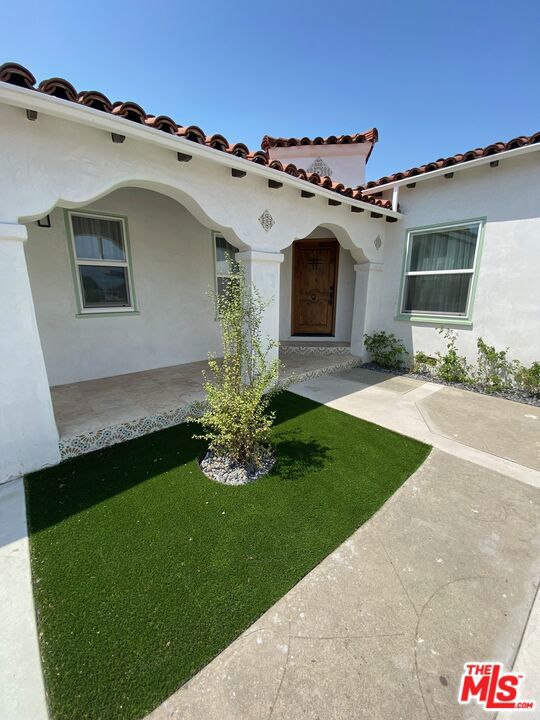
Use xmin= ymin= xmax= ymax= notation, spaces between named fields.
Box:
xmin=261 ymin=128 xmax=379 ymax=150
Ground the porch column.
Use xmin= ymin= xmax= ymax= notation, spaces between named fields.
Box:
xmin=0 ymin=223 xmax=60 ymax=483
xmin=350 ymin=261 xmax=384 ymax=357
xmin=235 ymin=250 xmax=284 ymax=363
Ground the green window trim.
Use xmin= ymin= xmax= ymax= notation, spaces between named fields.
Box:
xmin=64 ymin=209 xmax=139 ymax=318
xmin=395 ymin=216 xmax=486 ymax=327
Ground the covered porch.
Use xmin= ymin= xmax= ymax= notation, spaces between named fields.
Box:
xmin=0 ymin=88 xmax=399 ymax=481
xmin=51 ymin=346 xmax=359 ymax=459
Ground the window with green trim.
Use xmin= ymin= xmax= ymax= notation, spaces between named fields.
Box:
xmin=68 ymin=212 xmax=135 ymax=313
xmin=401 ymin=221 xmax=482 ymax=318
xmin=214 ymin=234 xmax=239 ymax=298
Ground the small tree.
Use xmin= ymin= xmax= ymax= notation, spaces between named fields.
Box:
xmin=194 ymin=261 xmax=280 ymax=467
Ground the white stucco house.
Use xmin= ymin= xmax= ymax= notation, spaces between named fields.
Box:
xmin=1 ymin=62 xmax=539 ymax=483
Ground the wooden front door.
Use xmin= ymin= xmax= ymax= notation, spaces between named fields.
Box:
xmin=292 ymin=239 xmax=339 ymax=336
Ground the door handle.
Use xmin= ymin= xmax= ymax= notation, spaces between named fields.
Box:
xmin=328 ymin=285 xmax=335 ymax=306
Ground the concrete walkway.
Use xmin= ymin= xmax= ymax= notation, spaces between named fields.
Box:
xmin=290 ymin=368 xmax=540 ymax=486
xmin=148 ymin=371 xmax=540 ymax=720
xmin=0 ymin=479 xmax=48 ymax=720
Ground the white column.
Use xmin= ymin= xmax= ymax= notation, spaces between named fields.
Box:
xmin=0 ymin=223 xmax=60 ymax=483
xmin=235 ymin=250 xmax=284 ymax=363
xmin=350 ymin=261 xmax=384 ymax=357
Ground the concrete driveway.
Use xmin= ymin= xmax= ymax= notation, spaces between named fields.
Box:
xmin=148 ymin=371 xmax=540 ymax=720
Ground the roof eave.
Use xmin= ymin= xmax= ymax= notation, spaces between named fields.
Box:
xmin=0 ymin=82 xmax=402 ymax=219
xmin=362 ymin=143 xmax=540 ymax=195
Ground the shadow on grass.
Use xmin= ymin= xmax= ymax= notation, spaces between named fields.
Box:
xmin=26 ymin=396 xmax=332 ymax=533
xmin=272 ymin=434 xmax=332 ymax=480
xmin=26 ymin=422 xmax=203 ymax=534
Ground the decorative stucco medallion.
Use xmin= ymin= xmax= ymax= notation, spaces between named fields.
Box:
xmin=307 ymin=157 xmax=333 ymax=177
xmin=258 ymin=209 xmax=275 ymax=232
xmin=374 ymin=234 xmax=382 ymax=250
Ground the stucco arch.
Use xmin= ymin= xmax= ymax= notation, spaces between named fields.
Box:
xmin=21 ymin=179 xmax=250 ymax=252
xmin=279 ymin=220 xmax=371 ymax=264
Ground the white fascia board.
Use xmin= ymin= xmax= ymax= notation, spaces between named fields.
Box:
xmin=0 ymin=82 xmax=402 ymax=220
xmin=362 ymin=142 xmax=540 ymax=195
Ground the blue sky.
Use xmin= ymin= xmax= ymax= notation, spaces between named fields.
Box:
xmin=2 ymin=0 xmax=538 ymax=182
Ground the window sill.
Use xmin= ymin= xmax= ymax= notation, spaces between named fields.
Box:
xmin=395 ymin=313 xmax=473 ymax=327
xmin=76 ymin=309 xmax=140 ymax=318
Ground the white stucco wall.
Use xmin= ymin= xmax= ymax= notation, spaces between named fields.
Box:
xmin=371 ymin=152 xmax=540 ymax=365
xmin=267 ymin=144 xmax=371 ymax=187
xmin=279 ymin=228 xmax=355 ymax=342
xmin=25 ymin=188 xmax=223 ymax=386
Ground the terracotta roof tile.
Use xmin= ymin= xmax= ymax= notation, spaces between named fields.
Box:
xmin=229 ymin=142 xmax=250 ymax=159
xmin=38 ymin=77 xmax=78 ymax=103
xmin=206 ymin=133 xmax=229 ymax=152
xmin=77 ymin=90 xmax=114 ymax=113
xmin=0 ymin=62 xmax=392 ymax=210
xmin=364 ymin=132 xmax=540 ymax=189
xmin=144 ymin=115 xmax=178 ymax=134
xmin=261 ymin=130 xmax=379 ymax=149
xmin=176 ymin=125 xmax=206 ymax=144
xmin=111 ymin=100 xmax=147 ymax=124
xmin=0 ymin=62 xmax=35 ymax=88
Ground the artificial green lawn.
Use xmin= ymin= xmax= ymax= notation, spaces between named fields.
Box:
xmin=26 ymin=391 xmax=429 ymax=720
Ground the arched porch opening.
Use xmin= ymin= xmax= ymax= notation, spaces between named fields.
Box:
xmin=24 ymin=185 xmax=248 ymax=388
xmin=22 ymin=185 xmax=255 ymax=450
xmin=279 ymin=224 xmax=363 ymax=344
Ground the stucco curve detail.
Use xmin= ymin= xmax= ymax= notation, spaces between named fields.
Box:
xmin=279 ymin=219 xmax=373 ymax=264
xmin=20 ymin=178 xmax=249 ymax=252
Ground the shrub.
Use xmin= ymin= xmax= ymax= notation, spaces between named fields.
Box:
xmin=413 ymin=351 xmax=437 ymax=375
xmin=473 ymin=337 xmax=515 ymax=393
xmin=363 ymin=331 xmax=408 ymax=369
xmin=194 ymin=262 xmax=279 ymax=466
xmin=515 ymin=361 xmax=540 ymax=397
xmin=435 ymin=328 xmax=470 ymax=384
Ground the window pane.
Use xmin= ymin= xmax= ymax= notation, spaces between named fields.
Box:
xmin=79 ymin=265 xmax=130 ymax=307
xmin=72 ymin=215 xmax=126 ymax=261
xmin=403 ymin=273 xmax=471 ymax=314
xmin=215 ymin=236 xmax=238 ymax=275
xmin=409 ymin=226 xmax=477 ymax=272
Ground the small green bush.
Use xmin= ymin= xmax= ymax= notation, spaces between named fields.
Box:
xmin=515 ymin=361 xmax=540 ymax=397
xmin=413 ymin=351 xmax=437 ymax=375
xmin=473 ymin=337 xmax=515 ymax=393
xmin=363 ymin=331 xmax=408 ymax=369
xmin=194 ymin=262 xmax=279 ymax=466
xmin=435 ymin=329 xmax=470 ymax=384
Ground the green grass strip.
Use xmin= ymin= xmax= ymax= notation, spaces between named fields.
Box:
xmin=26 ymin=391 xmax=430 ymax=720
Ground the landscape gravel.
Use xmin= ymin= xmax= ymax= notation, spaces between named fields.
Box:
xmin=200 ymin=450 xmax=275 ymax=485
xmin=361 ymin=362 xmax=540 ymax=408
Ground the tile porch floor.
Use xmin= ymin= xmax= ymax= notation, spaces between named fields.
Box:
xmin=50 ymin=351 xmax=358 ymax=443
